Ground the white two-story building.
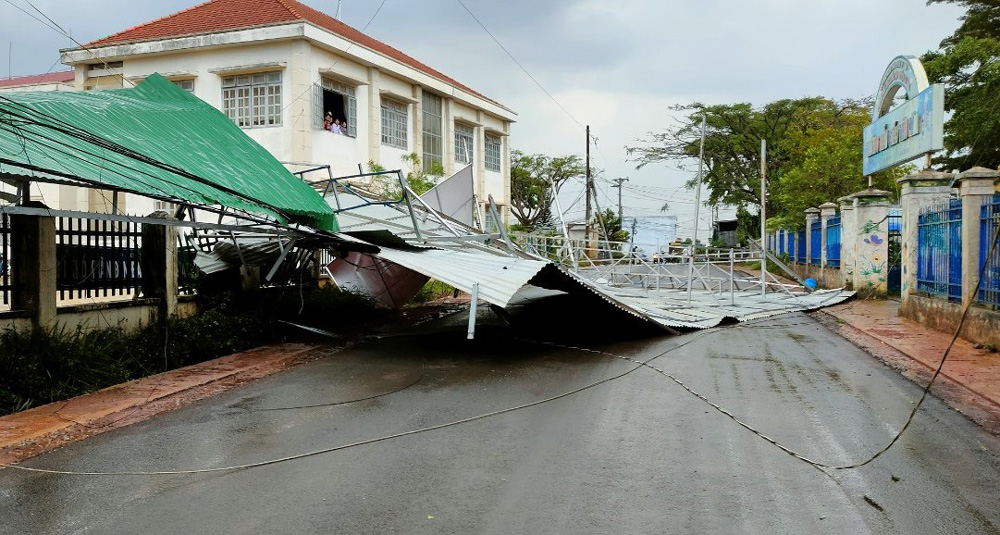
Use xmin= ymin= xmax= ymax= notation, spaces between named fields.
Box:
xmin=43 ymin=0 xmax=515 ymax=223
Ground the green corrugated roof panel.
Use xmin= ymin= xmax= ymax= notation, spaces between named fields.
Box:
xmin=0 ymin=73 xmax=336 ymax=230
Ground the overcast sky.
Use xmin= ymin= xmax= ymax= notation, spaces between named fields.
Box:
xmin=0 ymin=0 xmax=967 ymax=240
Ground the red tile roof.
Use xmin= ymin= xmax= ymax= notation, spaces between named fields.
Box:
xmin=83 ymin=0 xmax=502 ymax=107
xmin=0 ymin=70 xmax=75 ymax=88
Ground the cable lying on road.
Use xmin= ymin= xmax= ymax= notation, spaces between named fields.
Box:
xmin=0 ymin=330 xmax=716 ymax=476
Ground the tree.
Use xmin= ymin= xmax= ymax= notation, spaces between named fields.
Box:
xmin=923 ymin=0 xmax=1000 ymax=170
xmin=510 ymin=150 xmax=585 ymax=229
xmin=595 ymin=208 xmax=629 ymax=244
xmin=366 ymin=153 xmax=441 ymax=199
xmin=626 ymin=98 xmax=828 ymax=213
xmin=627 ymin=97 xmax=905 ymax=234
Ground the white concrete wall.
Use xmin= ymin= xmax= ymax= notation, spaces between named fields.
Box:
xmin=53 ymin=23 xmax=514 ymax=222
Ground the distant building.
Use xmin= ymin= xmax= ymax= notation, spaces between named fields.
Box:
xmin=713 ymin=219 xmax=739 ymax=247
xmin=0 ymin=71 xmax=75 ymax=93
xmin=12 ymin=0 xmax=517 ymax=222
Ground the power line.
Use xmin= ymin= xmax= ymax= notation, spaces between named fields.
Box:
xmin=455 ymin=0 xmax=585 ymax=131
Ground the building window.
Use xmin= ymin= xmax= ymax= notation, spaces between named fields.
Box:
xmin=172 ymin=79 xmax=194 ymax=92
xmin=422 ymin=92 xmax=443 ymax=173
xmin=381 ymin=98 xmax=408 ymax=149
xmin=485 ymin=134 xmax=502 ymax=172
xmin=318 ymin=79 xmax=357 ymax=137
xmin=222 ymin=72 xmax=282 ymax=128
xmin=455 ymin=123 xmax=474 ymax=164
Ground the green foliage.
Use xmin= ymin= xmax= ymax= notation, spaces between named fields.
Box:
xmin=627 ymin=97 xmax=905 ymax=225
xmin=595 ymin=208 xmax=630 ymax=243
xmin=400 ymin=153 xmax=440 ymax=195
xmin=411 ymin=279 xmax=455 ymax=304
xmin=0 ymin=286 xmax=384 ymax=416
xmin=364 ymin=155 xmax=440 ymax=199
xmin=923 ymin=0 xmax=1000 ymax=170
xmin=510 ymin=150 xmax=585 ymax=229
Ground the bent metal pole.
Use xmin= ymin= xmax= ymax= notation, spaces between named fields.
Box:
xmin=687 ymin=114 xmax=706 ymax=305
xmin=760 ymin=138 xmax=767 ymax=297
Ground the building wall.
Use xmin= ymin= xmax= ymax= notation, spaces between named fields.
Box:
xmin=56 ymin=28 xmax=514 ymax=223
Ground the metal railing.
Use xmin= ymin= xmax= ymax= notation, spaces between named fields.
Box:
xmin=917 ymin=198 xmax=962 ymax=301
xmin=0 ymin=214 xmax=9 ymax=307
xmin=826 ymin=217 xmax=841 ymax=268
xmin=509 ymin=232 xmax=762 ymax=292
xmin=55 ymin=217 xmax=143 ymax=300
xmin=797 ymin=229 xmax=806 ymax=263
xmin=978 ymin=194 xmax=1000 ymax=308
xmin=809 ymin=220 xmax=822 ymax=266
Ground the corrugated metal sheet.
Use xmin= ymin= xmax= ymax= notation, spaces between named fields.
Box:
xmin=374 ymin=246 xmax=549 ymax=308
xmin=0 ymin=74 xmax=335 ymax=230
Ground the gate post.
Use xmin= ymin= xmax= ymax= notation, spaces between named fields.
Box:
xmin=851 ymin=187 xmax=891 ymax=297
xmin=956 ymin=167 xmax=1000 ymax=307
xmin=11 ymin=209 xmax=57 ymax=328
xmin=897 ymin=170 xmax=955 ymax=312
xmin=141 ymin=212 xmax=178 ymax=319
xmin=838 ymin=195 xmax=856 ymax=288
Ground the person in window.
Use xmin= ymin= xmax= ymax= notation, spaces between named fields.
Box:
xmin=323 ymin=112 xmax=333 ymax=131
xmin=331 ymin=119 xmax=344 ymax=135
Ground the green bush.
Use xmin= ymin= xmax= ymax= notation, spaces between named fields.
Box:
xmin=411 ymin=280 xmax=455 ymax=304
xmin=0 ymin=285 xmax=385 ymax=416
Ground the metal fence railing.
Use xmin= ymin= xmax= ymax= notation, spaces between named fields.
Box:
xmin=56 ymin=217 xmax=143 ymax=300
xmin=917 ymin=198 xmax=962 ymax=301
xmin=778 ymin=231 xmax=786 ymax=256
xmin=809 ymin=220 xmax=822 ymax=266
xmin=788 ymin=231 xmax=795 ymax=261
xmin=826 ymin=217 xmax=841 ymax=268
xmin=178 ymin=233 xmax=200 ymax=295
xmin=978 ymin=194 xmax=1000 ymax=308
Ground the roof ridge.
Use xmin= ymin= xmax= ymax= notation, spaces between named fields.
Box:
xmin=85 ymin=0 xmax=222 ymax=48
xmin=274 ymin=0 xmax=306 ymax=19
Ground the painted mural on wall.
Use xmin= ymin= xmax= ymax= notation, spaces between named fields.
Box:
xmin=857 ymin=219 xmax=888 ymax=293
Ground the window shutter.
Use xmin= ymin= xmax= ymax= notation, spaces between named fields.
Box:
xmin=312 ymin=83 xmax=323 ymax=129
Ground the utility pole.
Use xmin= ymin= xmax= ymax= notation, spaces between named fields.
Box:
xmin=760 ymin=138 xmax=767 ymax=297
xmin=687 ymin=114 xmax=706 ymax=304
xmin=611 ymin=177 xmax=629 ymax=222
xmin=584 ymin=125 xmax=593 ymax=252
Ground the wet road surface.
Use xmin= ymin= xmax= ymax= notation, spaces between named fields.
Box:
xmin=2 ymin=313 xmax=1000 ymax=534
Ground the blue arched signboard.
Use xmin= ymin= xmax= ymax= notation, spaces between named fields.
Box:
xmin=862 ymin=56 xmax=944 ymax=175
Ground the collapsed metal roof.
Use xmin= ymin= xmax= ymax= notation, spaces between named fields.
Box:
xmin=0 ymin=74 xmax=336 ymax=230
xmin=315 ymin=172 xmax=853 ymax=335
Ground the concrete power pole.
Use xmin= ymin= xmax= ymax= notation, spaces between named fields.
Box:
xmin=611 ymin=177 xmax=629 ymax=222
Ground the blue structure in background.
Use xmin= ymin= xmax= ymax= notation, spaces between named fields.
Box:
xmin=980 ymin=194 xmax=1000 ymax=308
xmin=826 ymin=217 xmax=841 ymax=268
xmin=809 ymin=220 xmax=822 ymax=266
xmin=917 ymin=198 xmax=962 ymax=301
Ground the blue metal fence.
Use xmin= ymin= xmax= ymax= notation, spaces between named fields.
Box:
xmin=788 ymin=231 xmax=795 ymax=261
xmin=917 ymin=198 xmax=962 ymax=301
xmin=826 ymin=217 xmax=841 ymax=267
xmin=797 ymin=229 xmax=806 ymax=263
xmin=888 ymin=208 xmax=902 ymax=294
xmin=809 ymin=219 xmax=822 ymax=265
xmin=778 ymin=231 xmax=786 ymax=256
xmin=978 ymin=194 xmax=1000 ymax=308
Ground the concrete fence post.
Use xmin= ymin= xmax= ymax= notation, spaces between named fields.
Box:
xmin=819 ymin=202 xmax=838 ymax=286
xmin=956 ymin=167 xmax=1000 ymax=307
xmin=897 ymin=170 xmax=954 ymax=313
xmin=838 ymin=195 xmax=856 ymax=288
xmin=851 ymin=187 xmax=891 ymax=296
xmin=141 ymin=212 xmax=178 ymax=319
xmin=11 ymin=209 xmax=56 ymax=328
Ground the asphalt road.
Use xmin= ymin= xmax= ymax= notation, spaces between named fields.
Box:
xmin=3 ymin=313 xmax=1000 ymax=534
